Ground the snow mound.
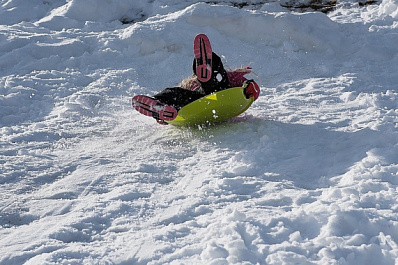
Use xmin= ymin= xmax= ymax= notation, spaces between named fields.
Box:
xmin=1 ymin=1 xmax=398 ymax=264
xmin=379 ymin=0 xmax=398 ymax=18
xmin=35 ymin=0 xmax=152 ymax=29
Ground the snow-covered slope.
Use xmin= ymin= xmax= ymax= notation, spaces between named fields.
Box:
xmin=1 ymin=0 xmax=398 ymax=264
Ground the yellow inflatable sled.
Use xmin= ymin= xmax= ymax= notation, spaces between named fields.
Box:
xmin=167 ymin=86 xmax=254 ymax=126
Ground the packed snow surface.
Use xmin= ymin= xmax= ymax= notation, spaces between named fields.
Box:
xmin=1 ymin=0 xmax=398 ymax=264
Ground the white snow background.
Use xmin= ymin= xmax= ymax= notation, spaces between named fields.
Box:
xmin=1 ymin=0 xmax=398 ymax=264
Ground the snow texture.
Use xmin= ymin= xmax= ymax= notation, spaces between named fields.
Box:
xmin=1 ymin=0 xmax=398 ymax=264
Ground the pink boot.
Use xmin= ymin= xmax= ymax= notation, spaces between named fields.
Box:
xmin=132 ymin=95 xmax=177 ymax=123
xmin=193 ymin=34 xmax=213 ymax=82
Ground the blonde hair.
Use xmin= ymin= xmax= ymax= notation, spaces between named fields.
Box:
xmin=179 ymin=67 xmax=252 ymax=91
xmin=179 ymin=75 xmax=199 ymax=90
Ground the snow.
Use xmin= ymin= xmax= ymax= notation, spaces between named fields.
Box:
xmin=1 ymin=0 xmax=398 ymax=264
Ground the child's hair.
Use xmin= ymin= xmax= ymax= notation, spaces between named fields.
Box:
xmin=179 ymin=75 xmax=200 ymax=90
xmin=179 ymin=66 xmax=252 ymax=91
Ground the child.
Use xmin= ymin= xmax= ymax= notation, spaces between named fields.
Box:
xmin=132 ymin=34 xmax=260 ymax=123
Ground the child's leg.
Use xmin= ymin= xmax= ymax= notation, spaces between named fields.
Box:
xmin=132 ymin=87 xmax=205 ymax=123
xmin=193 ymin=34 xmax=230 ymax=94
xmin=153 ymin=87 xmax=205 ymax=110
xmin=193 ymin=52 xmax=230 ymax=94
